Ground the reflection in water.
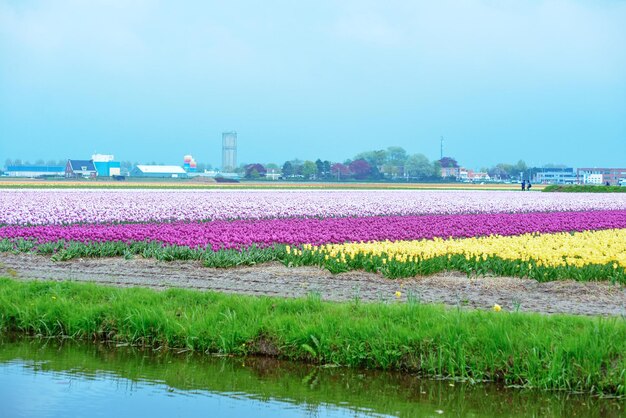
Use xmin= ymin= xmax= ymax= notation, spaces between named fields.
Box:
xmin=0 ymin=338 xmax=623 ymax=418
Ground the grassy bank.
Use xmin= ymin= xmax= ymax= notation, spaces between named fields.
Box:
xmin=2 ymin=238 xmax=625 ymax=284
xmin=0 ymin=278 xmax=625 ymax=396
xmin=543 ymin=185 xmax=626 ymax=193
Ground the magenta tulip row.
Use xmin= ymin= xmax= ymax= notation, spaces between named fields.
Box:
xmin=2 ymin=210 xmax=625 ymax=250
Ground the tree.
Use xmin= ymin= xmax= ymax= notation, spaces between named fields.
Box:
xmin=323 ymin=160 xmax=332 ymax=175
xmin=432 ymin=160 xmax=442 ymax=179
xmin=35 ymin=159 xmax=45 ymax=165
xmin=244 ymin=163 xmax=267 ymax=179
xmin=438 ymin=157 xmax=459 ymax=168
xmin=330 ymin=163 xmax=350 ymax=180
xmin=405 ymin=154 xmax=433 ymax=179
xmin=302 ymin=160 xmax=317 ymax=180
xmin=282 ymin=161 xmax=294 ymax=177
xmin=315 ymin=159 xmax=325 ymax=178
xmin=387 ymin=146 xmax=407 ymax=163
xmin=368 ymin=164 xmax=383 ymax=180
xmin=382 ymin=146 xmax=408 ymax=177
xmin=348 ymin=159 xmax=372 ymax=180
xmin=371 ymin=150 xmax=389 ymax=168
xmin=382 ymin=163 xmax=403 ymax=178
xmin=4 ymin=159 xmax=12 ymax=168
xmin=489 ymin=163 xmax=514 ymax=179
xmin=488 ymin=165 xmax=506 ymax=180
xmin=46 ymin=160 xmax=57 ymax=166
xmin=513 ymin=160 xmax=528 ymax=179
xmin=288 ymin=159 xmax=304 ymax=176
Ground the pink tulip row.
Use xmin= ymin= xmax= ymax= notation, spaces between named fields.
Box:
xmin=3 ymin=189 xmax=626 ymax=225
xmin=2 ymin=210 xmax=625 ymax=250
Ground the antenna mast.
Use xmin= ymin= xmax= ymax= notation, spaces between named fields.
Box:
xmin=440 ymin=136 xmax=444 ymax=160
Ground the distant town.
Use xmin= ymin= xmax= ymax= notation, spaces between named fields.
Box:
xmin=2 ymin=131 xmax=625 ymax=186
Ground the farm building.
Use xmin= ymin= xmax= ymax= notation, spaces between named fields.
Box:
xmin=94 ymin=161 xmax=121 ymax=177
xmin=131 ymin=165 xmax=188 ymax=178
xmin=92 ymin=154 xmax=121 ymax=177
xmin=5 ymin=165 xmax=65 ymax=178
xmin=65 ymin=160 xmax=97 ymax=178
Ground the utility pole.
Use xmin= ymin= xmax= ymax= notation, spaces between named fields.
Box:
xmin=440 ymin=136 xmax=444 ymax=160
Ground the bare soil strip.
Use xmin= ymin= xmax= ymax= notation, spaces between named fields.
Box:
xmin=1 ymin=253 xmax=624 ymax=316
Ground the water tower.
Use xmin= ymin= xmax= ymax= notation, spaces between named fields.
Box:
xmin=222 ymin=131 xmax=237 ymax=172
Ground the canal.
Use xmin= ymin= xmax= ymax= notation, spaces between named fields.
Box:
xmin=0 ymin=338 xmax=622 ymax=417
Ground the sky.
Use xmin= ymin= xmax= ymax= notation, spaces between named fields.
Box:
xmin=0 ymin=0 xmax=625 ymax=169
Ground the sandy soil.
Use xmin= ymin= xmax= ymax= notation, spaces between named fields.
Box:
xmin=1 ymin=253 xmax=624 ymax=316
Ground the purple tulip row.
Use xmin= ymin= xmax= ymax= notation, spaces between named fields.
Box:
xmin=2 ymin=210 xmax=625 ymax=250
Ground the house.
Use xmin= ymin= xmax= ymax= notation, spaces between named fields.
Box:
xmin=66 ymin=160 xmax=97 ymax=178
xmin=6 ymin=165 xmax=65 ymax=178
xmin=458 ymin=168 xmax=490 ymax=182
xmin=131 ymin=165 xmax=188 ymax=178
xmin=440 ymin=166 xmax=460 ymax=179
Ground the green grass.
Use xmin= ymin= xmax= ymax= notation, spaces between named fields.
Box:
xmin=1 ymin=278 xmax=625 ymax=396
xmin=543 ymin=185 xmax=626 ymax=193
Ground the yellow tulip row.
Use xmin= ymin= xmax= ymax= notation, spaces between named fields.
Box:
xmin=306 ymin=229 xmax=626 ymax=269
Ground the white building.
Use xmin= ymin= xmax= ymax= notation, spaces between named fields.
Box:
xmin=585 ymin=174 xmax=604 ymax=184
xmin=534 ymin=168 xmax=577 ymax=184
xmin=131 ymin=165 xmax=188 ymax=178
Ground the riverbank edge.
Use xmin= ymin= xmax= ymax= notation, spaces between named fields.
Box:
xmin=0 ymin=278 xmax=625 ymax=397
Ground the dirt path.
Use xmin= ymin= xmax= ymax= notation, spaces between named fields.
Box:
xmin=1 ymin=253 xmax=625 ymax=316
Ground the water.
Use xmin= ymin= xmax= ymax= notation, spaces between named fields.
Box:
xmin=0 ymin=339 xmax=623 ymax=418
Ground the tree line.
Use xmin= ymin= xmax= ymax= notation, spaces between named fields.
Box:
xmin=243 ymin=146 xmax=454 ymax=181
xmin=243 ymin=148 xmax=538 ymax=182
xmin=4 ymin=154 xmax=542 ymax=182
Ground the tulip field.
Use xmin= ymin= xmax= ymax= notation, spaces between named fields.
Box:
xmin=2 ymin=189 xmax=626 ymax=225
xmin=4 ymin=187 xmax=626 ymax=397
xmin=1 ymin=188 xmax=626 ymax=283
